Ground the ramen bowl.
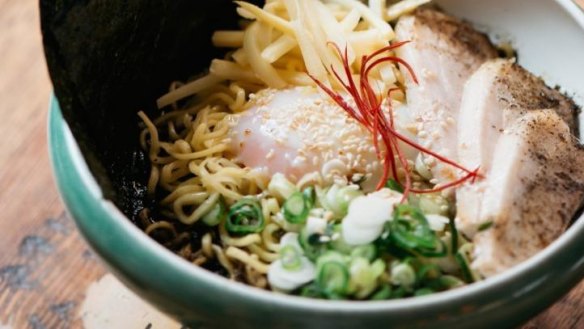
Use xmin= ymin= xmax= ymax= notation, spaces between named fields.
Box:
xmin=45 ymin=0 xmax=584 ymax=328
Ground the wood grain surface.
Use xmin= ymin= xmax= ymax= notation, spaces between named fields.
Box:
xmin=0 ymin=0 xmax=583 ymax=328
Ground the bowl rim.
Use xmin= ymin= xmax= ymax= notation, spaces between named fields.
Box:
xmin=48 ymin=0 xmax=584 ymax=320
xmin=558 ymin=0 xmax=584 ymax=27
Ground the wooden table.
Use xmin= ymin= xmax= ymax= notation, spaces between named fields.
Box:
xmin=1 ymin=0 xmax=583 ymax=328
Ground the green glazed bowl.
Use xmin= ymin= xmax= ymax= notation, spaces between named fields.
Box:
xmin=48 ymin=0 xmax=584 ymax=328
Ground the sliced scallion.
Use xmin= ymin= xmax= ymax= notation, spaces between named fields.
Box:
xmin=268 ymin=173 xmax=297 ymax=200
xmin=298 ymin=227 xmax=328 ymax=261
xmin=350 ymin=244 xmax=377 ymax=262
xmin=385 ymin=179 xmax=404 ymax=193
xmin=225 ymin=197 xmax=265 ymax=235
xmin=280 ymin=245 xmax=302 ymax=271
xmin=414 ymin=288 xmax=434 ymax=297
xmin=448 ymin=217 xmax=459 ymax=254
xmin=391 ymin=286 xmax=407 ymax=299
xmin=300 ymin=282 xmax=323 ymax=298
xmin=303 ymin=186 xmax=316 ymax=209
xmin=371 ymin=284 xmax=392 ymax=300
xmin=390 ymin=262 xmax=416 ymax=290
xmin=417 ymin=239 xmax=447 ymax=258
xmin=417 ymin=263 xmax=441 ymax=283
xmin=201 ymin=196 xmax=226 ymax=227
xmin=389 ymin=205 xmax=444 ymax=257
xmin=283 ymin=192 xmax=310 ymax=224
xmin=349 ymin=258 xmax=386 ymax=299
xmin=455 ymin=243 xmax=477 ymax=283
xmin=329 ymin=224 xmax=353 ymax=254
xmin=478 ymin=221 xmax=494 ymax=232
xmin=319 ymin=184 xmax=363 ymax=218
xmin=427 ymin=275 xmax=465 ymax=291
xmin=317 ymin=261 xmax=350 ymax=298
xmin=317 ymin=251 xmax=346 ymax=265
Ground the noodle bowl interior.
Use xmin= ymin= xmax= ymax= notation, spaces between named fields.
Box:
xmin=136 ymin=0 xmax=584 ymax=300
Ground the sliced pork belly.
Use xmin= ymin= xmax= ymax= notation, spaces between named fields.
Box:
xmin=395 ymin=8 xmax=498 ymax=183
xmin=470 ymin=110 xmax=584 ymax=277
xmin=456 ymin=59 xmax=580 ymax=236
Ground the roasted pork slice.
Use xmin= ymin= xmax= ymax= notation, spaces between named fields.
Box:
xmin=456 ymin=59 xmax=580 ymax=236
xmin=468 ymin=110 xmax=584 ymax=277
xmin=395 ymin=8 xmax=498 ymax=183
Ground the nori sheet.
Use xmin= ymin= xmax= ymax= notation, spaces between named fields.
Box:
xmin=40 ymin=0 xmax=260 ymax=219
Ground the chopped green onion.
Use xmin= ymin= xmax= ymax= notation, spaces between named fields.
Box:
xmin=350 ymin=244 xmax=377 ymax=262
xmin=308 ymin=233 xmax=322 ymax=245
xmin=300 ymin=282 xmax=324 ymax=298
xmin=318 ymin=184 xmax=363 ymax=218
xmin=348 ymin=258 xmax=386 ymax=299
xmin=478 ymin=221 xmax=494 ymax=232
xmin=280 ymin=245 xmax=302 ymax=271
xmin=317 ymin=261 xmax=350 ymax=298
xmin=455 ymin=243 xmax=477 ymax=283
xmin=388 ymin=205 xmax=445 ymax=257
xmin=329 ymin=224 xmax=353 ymax=254
xmin=448 ymin=217 xmax=459 ymax=254
xmin=385 ymin=179 xmax=404 ymax=193
xmin=303 ymin=186 xmax=316 ymax=209
xmin=417 ymin=240 xmax=448 ymax=258
xmin=417 ymin=263 xmax=441 ymax=283
xmin=201 ymin=196 xmax=226 ymax=227
xmin=268 ymin=173 xmax=297 ymax=200
xmin=427 ymin=275 xmax=465 ymax=291
xmin=317 ymin=251 xmax=347 ymax=264
xmin=390 ymin=262 xmax=416 ymax=290
xmin=283 ymin=192 xmax=310 ymax=224
xmin=414 ymin=288 xmax=435 ymax=297
xmin=370 ymin=259 xmax=386 ymax=277
xmin=349 ymin=258 xmax=371 ymax=282
xmin=371 ymin=284 xmax=392 ymax=300
xmin=390 ymin=206 xmax=435 ymax=249
xmin=298 ymin=227 xmax=328 ymax=261
xmin=391 ymin=286 xmax=407 ymax=299
xmin=375 ymin=229 xmax=414 ymax=259
xmin=225 ymin=197 xmax=265 ymax=235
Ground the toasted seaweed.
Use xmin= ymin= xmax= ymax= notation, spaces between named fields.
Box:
xmin=41 ymin=0 xmax=260 ymax=219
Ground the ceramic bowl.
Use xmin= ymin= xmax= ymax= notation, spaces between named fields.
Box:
xmin=48 ymin=0 xmax=584 ymax=328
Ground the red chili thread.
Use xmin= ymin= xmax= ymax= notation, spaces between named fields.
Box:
xmin=310 ymin=41 xmax=482 ymax=201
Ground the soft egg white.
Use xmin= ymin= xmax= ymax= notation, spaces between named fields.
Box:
xmin=228 ymin=86 xmax=418 ymax=188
